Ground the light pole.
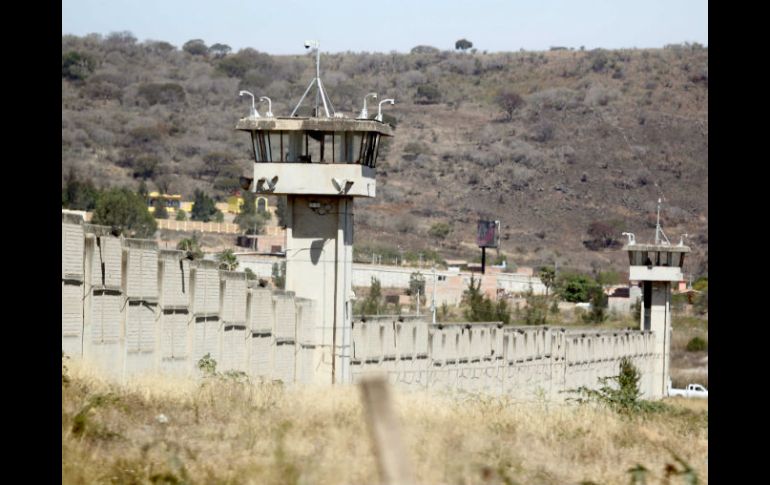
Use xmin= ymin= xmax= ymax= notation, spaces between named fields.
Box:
xmin=259 ymin=96 xmax=273 ymax=117
xmin=376 ymin=99 xmax=395 ymax=122
xmin=359 ymin=93 xmax=378 ymax=119
xmin=239 ymin=90 xmax=259 ymax=119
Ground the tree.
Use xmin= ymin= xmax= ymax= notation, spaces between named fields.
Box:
xmin=234 ymin=191 xmax=266 ymax=235
xmin=361 ymin=277 xmax=382 ymax=315
xmin=585 ymin=221 xmax=621 ymax=250
xmin=183 ymin=39 xmax=208 ymax=56
xmin=209 ymin=43 xmax=231 ymax=58
xmin=272 ymin=261 xmax=286 ymax=289
xmin=462 ymin=275 xmax=509 ymax=323
xmin=153 ymin=199 xmax=168 ymax=219
xmin=538 ymin=266 xmax=556 ymax=298
xmin=275 ymin=196 xmax=288 ymax=227
xmin=177 ymin=233 xmax=203 ymax=260
xmin=455 ymin=39 xmax=473 ymax=51
xmin=408 ymin=272 xmax=426 ymax=297
xmin=522 ymin=289 xmax=547 ymax=325
xmin=556 ymin=272 xmax=600 ymax=303
xmin=190 ymin=189 xmax=218 ymax=222
xmin=62 ymin=167 xmax=99 ymax=210
xmin=582 ymin=286 xmax=608 ymax=324
xmin=495 ymin=90 xmax=524 ymax=121
xmin=175 ymin=209 xmax=187 ymax=221
xmin=218 ymin=249 xmax=238 ymax=271
xmin=91 ymin=187 xmax=157 ymax=238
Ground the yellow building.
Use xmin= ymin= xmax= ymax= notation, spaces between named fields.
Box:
xmin=226 ymin=195 xmax=271 ymax=214
xmin=147 ymin=192 xmax=183 ymax=214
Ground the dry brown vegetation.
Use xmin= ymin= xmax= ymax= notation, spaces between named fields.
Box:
xmin=62 ymin=34 xmax=707 ymax=275
xmin=62 ymin=359 xmax=707 ymax=484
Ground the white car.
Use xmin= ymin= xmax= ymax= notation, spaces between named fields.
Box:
xmin=668 ymin=382 xmax=708 ymax=399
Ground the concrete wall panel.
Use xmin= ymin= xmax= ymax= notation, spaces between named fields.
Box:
xmin=250 ymin=334 xmax=273 ymax=378
xmin=159 ymin=251 xmax=190 ymax=309
xmin=249 ymin=288 xmax=275 ymax=332
xmin=273 ymin=342 xmax=295 ymax=383
xmin=221 ymin=272 xmax=247 ymax=324
xmin=62 ymin=222 xmax=84 ymax=280
xmin=161 ymin=310 xmax=188 ymax=360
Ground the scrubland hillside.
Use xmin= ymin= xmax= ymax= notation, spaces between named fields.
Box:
xmin=62 ymin=34 xmax=707 ymax=274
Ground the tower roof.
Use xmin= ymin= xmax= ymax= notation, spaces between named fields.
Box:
xmin=236 ymin=116 xmax=394 ymax=137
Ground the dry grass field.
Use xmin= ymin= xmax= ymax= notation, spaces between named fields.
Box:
xmin=62 ymin=359 xmax=707 ymax=485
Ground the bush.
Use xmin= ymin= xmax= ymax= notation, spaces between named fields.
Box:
xmin=686 ymin=336 xmax=707 ymax=352
xmin=415 ymin=84 xmax=442 ymax=104
xmin=137 ymin=83 xmax=186 ymax=106
xmin=175 ymin=209 xmax=187 ymax=221
xmin=428 ymin=222 xmax=452 ymax=240
xmin=410 ymin=45 xmax=440 ymax=55
xmin=495 ymin=90 xmax=524 ymax=121
xmin=571 ymin=358 xmax=666 ymax=415
xmin=62 ymin=51 xmax=96 ymax=81
xmin=217 ymin=48 xmax=274 ymax=79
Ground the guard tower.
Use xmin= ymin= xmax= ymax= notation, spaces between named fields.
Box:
xmin=622 ymin=199 xmax=690 ymax=399
xmin=236 ymin=42 xmax=394 ymax=385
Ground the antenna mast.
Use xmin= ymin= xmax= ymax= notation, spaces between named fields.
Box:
xmin=654 ymin=198 xmax=670 ymax=245
xmin=291 ymin=40 xmax=335 ymax=118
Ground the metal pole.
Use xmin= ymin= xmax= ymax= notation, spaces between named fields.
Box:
xmin=432 ymin=266 xmax=437 ymax=324
xmin=481 ymin=247 xmax=486 ymax=275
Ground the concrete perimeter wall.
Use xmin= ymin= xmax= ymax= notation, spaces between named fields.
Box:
xmin=349 ymin=316 xmax=657 ymax=400
xmin=63 ymin=215 xmax=657 ymax=399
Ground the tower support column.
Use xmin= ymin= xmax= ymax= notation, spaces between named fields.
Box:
xmin=284 ymin=195 xmax=354 ymax=384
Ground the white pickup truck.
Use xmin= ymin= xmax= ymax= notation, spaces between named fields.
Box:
xmin=668 ymin=382 xmax=708 ymax=399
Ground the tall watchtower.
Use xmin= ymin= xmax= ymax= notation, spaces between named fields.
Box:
xmin=623 ymin=200 xmax=690 ymax=399
xmin=236 ymin=42 xmax=394 ymax=385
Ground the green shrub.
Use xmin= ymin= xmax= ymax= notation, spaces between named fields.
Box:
xmin=686 ymin=336 xmax=707 ymax=352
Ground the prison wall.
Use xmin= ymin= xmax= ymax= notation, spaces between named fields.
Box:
xmin=63 ymin=216 xmax=659 ymax=398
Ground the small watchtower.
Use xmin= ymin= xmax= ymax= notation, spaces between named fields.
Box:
xmin=623 ymin=199 xmax=690 ymax=399
xmin=235 ymin=41 xmax=394 ymax=385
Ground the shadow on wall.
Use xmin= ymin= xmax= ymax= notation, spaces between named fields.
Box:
xmin=310 ymin=239 xmax=325 ymax=265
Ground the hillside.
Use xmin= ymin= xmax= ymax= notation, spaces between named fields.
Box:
xmin=62 ymin=34 xmax=708 ymax=276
